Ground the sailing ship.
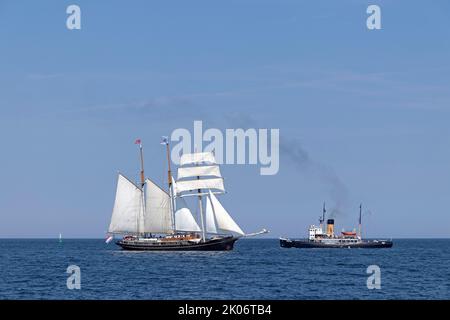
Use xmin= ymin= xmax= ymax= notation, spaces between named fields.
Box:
xmin=107 ymin=138 xmax=268 ymax=251
xmin=280 ymin=203 xmax=393 ymax=249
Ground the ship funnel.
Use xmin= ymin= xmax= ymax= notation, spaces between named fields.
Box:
xmin=326 ymin=219 xmax=334 ymax=237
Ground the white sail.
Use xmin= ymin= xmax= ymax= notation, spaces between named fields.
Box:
xmin=180 ymin=152 xmax=217 ymax=166
xmin=205 ymin=195 xmax=218 ymax=234
xmin=144 ymin=178 xmax=173 ymax=234
xmin=177 ymin=165 xmax=221 ymax=180
xmin=174 ymin=207 xmax=201 ymax=232
xmin=176 ymin=178 xmax=225 ymax=194
xmin=108 ymin=174 xmax=144 ymax=234
xmin=209 ymin=191 xmax=244 ymax=236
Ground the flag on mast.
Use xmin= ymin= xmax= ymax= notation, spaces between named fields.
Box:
xmin=160 ymin=136 xmax=169 ymax=145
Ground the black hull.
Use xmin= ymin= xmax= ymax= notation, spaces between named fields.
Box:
xmin=280 ymin=238 xmax=393 ymax=249
xmin=117 ymin=236 xmax=238 ymax=251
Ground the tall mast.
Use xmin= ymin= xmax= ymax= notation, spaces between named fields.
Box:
xmin=358 ymin=203 xmax=362 ymax=239
xmin=135 ymin=139 xmax=146 ymax=235
xmin=162 ymin=136 xmax=176 ymax=232
xmin=139 ymin=143 xmax=145 ymax=187
xmin=194 ymin=147 xmax=206 ymax=242
xmin=198 ymin=176 xmax=206 ymax=242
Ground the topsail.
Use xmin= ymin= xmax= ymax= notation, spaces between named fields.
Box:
xmin=177 ymin=165 xmax=221 ymax=180
xmin=176 ymin=152 xmax=225 ymax=196
xmin=180 ymin=152 xmax=217 ymax=166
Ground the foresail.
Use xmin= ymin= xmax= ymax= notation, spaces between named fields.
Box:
xmin=144 ymin=178 xmax=173 ymax=234
xmin=205 ymin=195 xmax=218 ymax=234
xmin=209 ymin=191 xmax=244 ymax=236
xmin=174 ymin=208 xmax=201 ymax=232
xmin=108 ymin=174 xmax=144 ymax=234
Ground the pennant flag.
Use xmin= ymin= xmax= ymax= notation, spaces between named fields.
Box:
xmin=160 ymin=136 xmax=169 ymax=145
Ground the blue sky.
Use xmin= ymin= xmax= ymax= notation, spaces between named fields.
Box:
xmin=1 ymin=0 xmax=450 ymax=238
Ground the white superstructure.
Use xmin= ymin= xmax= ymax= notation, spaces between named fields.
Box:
xmin=308 ymin=225 xmax=324 ymax=240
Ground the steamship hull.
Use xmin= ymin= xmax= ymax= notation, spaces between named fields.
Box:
xmin=117 ymin=236 xmax=238 ymax=251
xmin=280 ymin=238 xmax=393 ymax=249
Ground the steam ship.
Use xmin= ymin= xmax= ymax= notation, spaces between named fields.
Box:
xmin=106 ymin=138 xmax=268 ymax=251
xmin=280 ymin=204 xmax=393 ymax=249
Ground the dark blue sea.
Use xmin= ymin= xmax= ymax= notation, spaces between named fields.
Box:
xmin=0 ymin=239 xmax=448 ymax=300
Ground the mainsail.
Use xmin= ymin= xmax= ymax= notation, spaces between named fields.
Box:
xmin=108 ymin=174 xmax=144 ymax=234
xmin=144 ymin=178 xmax=172 ymax=234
